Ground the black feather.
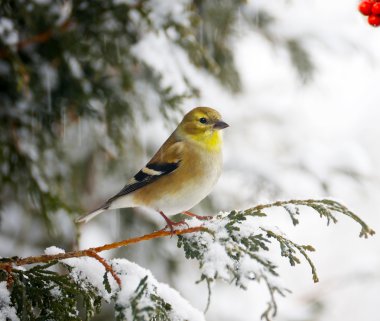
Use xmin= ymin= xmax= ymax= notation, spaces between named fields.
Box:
xmin=134 ymin=170 xmax=149 ymax=181
xmin=146 ymin=163 xmax=178 ymax=173
xmin=104 ymin=161 xmax=180 ymax=206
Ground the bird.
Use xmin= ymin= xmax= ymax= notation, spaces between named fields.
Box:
xmin=76 ymin=107 xmax=229 ymax=232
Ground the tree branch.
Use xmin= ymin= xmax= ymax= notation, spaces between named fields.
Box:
xmin=0 ymin=19 xmax=73 ymax=59
xmin=0 ymin=198 xmax=374 ymax=290
xmin=85 ymin=249 xmax=122 ymax=287
xmin=0 ymin=226 xmax=204 ymax=270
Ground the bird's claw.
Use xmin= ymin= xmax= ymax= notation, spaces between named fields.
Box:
xmin=158 ymin=211 xmax=190 ymax=237
xmin=163 ymin=220 xmax=189 ymax=237
xmin=182 ymin=211 xmax=213 ymax=220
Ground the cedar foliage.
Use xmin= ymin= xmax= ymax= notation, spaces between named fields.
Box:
xmin=0 ymin=199 xmax=374 ymax=320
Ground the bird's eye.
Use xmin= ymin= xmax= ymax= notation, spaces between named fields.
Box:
xmin=199 ymin=117 xmax=207 ymax=124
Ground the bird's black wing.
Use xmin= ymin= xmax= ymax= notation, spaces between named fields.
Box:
xmin=103 ymin=162 xmax=179 ymax=208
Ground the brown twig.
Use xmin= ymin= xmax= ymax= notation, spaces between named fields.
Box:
xmin=85 ymin=250 xmax=122 ymax=288
xmin=0 ymin=20 xmax=73 ymax=59
xmin=19 ymin=20 xmax=72 ymax=50
xmin=4 ymin=264 xmax=14 ymax=289
xmin=0 ymin=226 xmax=204 ymax=270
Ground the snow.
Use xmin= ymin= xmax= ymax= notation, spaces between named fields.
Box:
xmin=158 ymin=283 xmax=205 ymax=321
xmin=44 ymin=246 xmax=65 ymax=255
xmin=39 ymin=63 xmax=58 ymax=101
xmin=179 ymin=213 xmax=286 ymax=297
xmin=65 ymin=55 xmax=83 ymax=79
xmin=64 ymin=256 xmax=117 ymax=301
xmin=113 ymin=0 xmax=139 ymax=5
xmin=49 ymin=286 xmax=62 ymax=298
xmin=0 ymin=18 xmax=18 ymax=46
xmin=147 ymin=0 xmax=191 ymax=29
xmin=55 ymin=0 xmax=72 ymax=26
xmin=238 ymin=255 xmax=266 ymax=289
xmin=131 ymin=32 xmax=192 ymax=95
xmin=113 ymin=259 xmax=205 ymax=321
xmin=41 ymin=247 xmax=206 ymax=320
xmin=0 ymin=282 xmax=19 ymax=321
xmin=179 ymin=218 xmax=234 ymax=281
xmin=201 ymin=242 xmax=233 ymax=280
xmin=30 ymin=165 xmax=49 ymax=192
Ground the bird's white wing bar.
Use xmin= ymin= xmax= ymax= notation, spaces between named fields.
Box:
xmin=141 ymin=167 xmax=163 ymax=176
xmin=103 ymin=162 xmax=180 ymax=208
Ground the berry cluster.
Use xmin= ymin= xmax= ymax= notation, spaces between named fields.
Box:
xmin=358 ymin=0 xmax=380 ymax=26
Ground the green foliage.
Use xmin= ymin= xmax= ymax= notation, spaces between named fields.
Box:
xmin=177 ymin=199 xmax=375 ymax=320
xmin=0 ymin=0 xmax=194 ymax=231
xmin=249 ymin=198 xmax=375 ymax=238
xmin=286 ymin=39 xmax=315 ymax=83
xmin=187 ymin=0 xmax=245 ymax=92
xmin=1 ymin=258 xmax=176 ymax=321
xmin=0 ymin=199 xmax=374 ymax=321
xmin=263 ymin=229 xmax=318 ymax=283
xmin=3 ymin=262 xmax=102 ymax=321
xmin=115 ymin=276 xmax=172 ymax=321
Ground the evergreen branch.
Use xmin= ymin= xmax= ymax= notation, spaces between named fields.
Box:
xmin=286 ymin=39 xmax=314 ymax=83
xmin=17 ymin=20 xmax=73 ymax=51
xmin=0 ymin=19 xmax=73 ymax=59
xmin=0 ymin=227 xmax=205 ymax=270
xmin=262 ymin=228 xmax=319 ymax=283
xmin=0 ymin=198 xmax=374 ymax=273
xmin=260 ymin=273 xmax=289 ymax=321
xmin=0 ymin=199 xmax=374 ymax=320
xmin=9 ymin=261 xmax=103 ymax=320
xmin=249 ymin=199 xmax=375 ymax=238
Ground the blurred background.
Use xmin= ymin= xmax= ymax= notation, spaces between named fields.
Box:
xmin=1 ymin=0 xmax=379 ymax=320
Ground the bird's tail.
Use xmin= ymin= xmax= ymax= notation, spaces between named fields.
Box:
xmin=75 ymin=207 xmax=105 ymax=224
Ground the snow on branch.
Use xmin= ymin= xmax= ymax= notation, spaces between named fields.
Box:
xmin=0 ymin=199 xmax=374 ymax=320
xmin=0 ymin=282 xmax=18 ymax=321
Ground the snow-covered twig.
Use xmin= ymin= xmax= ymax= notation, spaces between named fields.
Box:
xmin=0 ymin=226 xmax=204 ymax=271
xmin=0 ymin=198 xmax=374 ymax=321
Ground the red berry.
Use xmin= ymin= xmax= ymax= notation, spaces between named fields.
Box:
xmin=368 ymin=14 xmax=380 ymax=26
xmin=372 ymin=2 xmax=380 ymax=14
xmin=359 ymin=1 xmax=373 ymax=15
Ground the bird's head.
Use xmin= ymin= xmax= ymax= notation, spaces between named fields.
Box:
xmin=178 ymin=107 xmax=229 ymax=150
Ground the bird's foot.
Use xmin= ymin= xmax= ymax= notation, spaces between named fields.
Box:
xmin=158 ymin=211 xmax=189 ymax=236
xmin=163 ymin=220 xmax=189 ymax=236
xmin=182 ymin=211 xmax=213 ymax=220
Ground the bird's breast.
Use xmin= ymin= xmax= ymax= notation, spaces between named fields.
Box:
xmin=132 ymin=143 xmax=222 ymax=215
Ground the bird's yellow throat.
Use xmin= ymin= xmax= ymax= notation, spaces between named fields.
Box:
xmin=190 ymin=130 xmax=222 ymax=152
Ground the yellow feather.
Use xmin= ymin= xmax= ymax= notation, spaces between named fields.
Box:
xmin=188 ymin=130 xmax=222 ymax=152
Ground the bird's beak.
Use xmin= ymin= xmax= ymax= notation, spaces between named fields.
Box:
xmin=213 ymin=120 xmax=229 ymax=130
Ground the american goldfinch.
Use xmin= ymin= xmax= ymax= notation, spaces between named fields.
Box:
xmin=76 ymin=107 xmax=229 ymax=232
